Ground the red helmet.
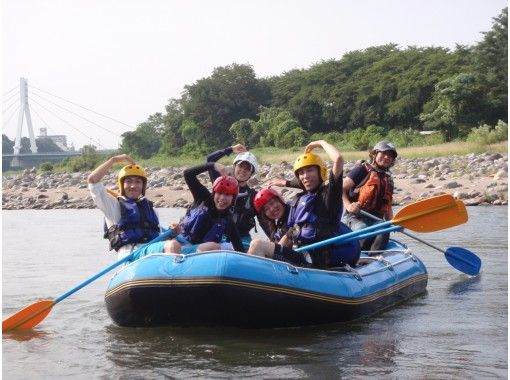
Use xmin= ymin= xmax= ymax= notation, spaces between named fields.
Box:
xmin=254 ymin=188 xmax=284 ymax=213
xmin=212 ymin=176 xmax=239 ymax=197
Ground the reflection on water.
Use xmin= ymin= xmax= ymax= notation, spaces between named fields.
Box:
xmin=448 ymin=274 xmax=482 ymax=294
xmin=2 ymin=329 xmax=50 ymax=342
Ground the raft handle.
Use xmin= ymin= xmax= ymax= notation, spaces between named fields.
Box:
xmin=344 ymin=264 xmax=363 ymax=281
xmin=173 ymin=254 xmax=187 ymax=264
xmin=286 ymin=265 xmax=299 ymax=274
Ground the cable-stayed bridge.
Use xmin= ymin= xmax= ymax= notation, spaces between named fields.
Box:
xmin=2 ymin=78 xmax=134 ymax=169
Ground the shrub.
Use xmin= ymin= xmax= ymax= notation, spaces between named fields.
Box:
xmin=39 ymin=162 xmax=54 ymax=172
xmin=467 ymin=120 xmax=508 ymax=145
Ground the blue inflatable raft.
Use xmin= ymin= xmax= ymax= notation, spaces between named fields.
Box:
xmin=104 ymin=240 xmax=428 ymax=328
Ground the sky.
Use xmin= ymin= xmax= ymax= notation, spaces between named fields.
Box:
xmin=1 ymin=0 xmax=507 ymax=150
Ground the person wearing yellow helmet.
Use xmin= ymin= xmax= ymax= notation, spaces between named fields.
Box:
xmin=88 ymin=154 xmax=173 ymax=261
xmin=278 ymin=140 xmax=360 ymax=268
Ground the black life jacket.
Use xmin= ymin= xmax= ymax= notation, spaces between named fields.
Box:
xmin=232 ymin=186 xmax=257 ymax=236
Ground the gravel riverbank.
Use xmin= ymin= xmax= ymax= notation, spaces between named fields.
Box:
xmin=2 ymin=152 xmax=507 ymax=210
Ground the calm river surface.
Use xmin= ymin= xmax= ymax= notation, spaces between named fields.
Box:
xmin=2 ymin=207 xmax=508 ymax=379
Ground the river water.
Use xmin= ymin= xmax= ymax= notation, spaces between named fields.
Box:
xmin=2 ymin=207 xmax=508 ymax=379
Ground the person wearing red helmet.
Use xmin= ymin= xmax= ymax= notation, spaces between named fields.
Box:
xmin=206 ymin=143 xmax=260 ymax=248
xmin=247 ymin=188 xmax=311 ymax=266
xmin=165 ymin=162 xmax=245 ymax=254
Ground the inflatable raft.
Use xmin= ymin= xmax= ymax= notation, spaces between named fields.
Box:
xmin=104 ymin=240 xmax=427 ymax=328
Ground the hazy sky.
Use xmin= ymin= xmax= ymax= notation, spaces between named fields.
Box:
xmin=2 ymin=0 xmax=507 ymax=149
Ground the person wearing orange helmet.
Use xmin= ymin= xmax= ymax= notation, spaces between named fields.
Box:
xmin=88 ymin=154 xmax=173 ymax=261
xmin=165 ymin=161 xmax=245 ymax=254
xmin=278 ymin=140 xmax=360 ymax=269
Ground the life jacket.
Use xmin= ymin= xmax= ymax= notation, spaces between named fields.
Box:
xmin=104 ymin=197 xmax=160 ymax=251
xmin=288 ymin=189 xmax=360 ymax=268
xmin=180 ymin=203 xmax=229 ymax=244
xmin=232 ymin=187 xmax=257 ymax=236
xmin=351 ymin=162 xmax=393 ymax=215
xmin=267 ymin=206 xmax=290 ymax=243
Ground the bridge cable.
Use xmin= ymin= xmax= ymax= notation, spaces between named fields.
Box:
xmin=29 ymin=84 xmax=136 ymax=129
xmin=2 ymin=105 xmax=20 ymax=128
xmin=2 ymin=85 xmax=18 ymax=97
xmin=29 ymin=91 xmax=121 ymax=137
xmin=2 ymin=97 xmax=19 ymax=114
xmin=2 ymin=90 xmax=19 ymax=104
xmin=29 ymin=104 xmax=62 ymax=137
xmin=29 ymin=97 xmax=103 ymax=149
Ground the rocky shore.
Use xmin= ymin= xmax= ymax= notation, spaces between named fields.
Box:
xmin=2 ymin=152 xmax=508 ymax=210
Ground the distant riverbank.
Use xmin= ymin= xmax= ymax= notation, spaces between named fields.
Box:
xmin=2 ymin=152 xmax=507 ymax=210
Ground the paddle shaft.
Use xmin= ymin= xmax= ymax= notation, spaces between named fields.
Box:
xmin=294 ymin=194 xmax=461 ymax=253
xmin=295 ymin=221 xmax=392 ymax=253
xmin=55 ymin=228 xmax=174 ymax=303
xmin=359 ymin=210 xmax=447 ymax=254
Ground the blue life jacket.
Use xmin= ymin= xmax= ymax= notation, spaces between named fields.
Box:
xmin=181 ymin=204 xmax=228 ymax=244
xmin=288 ymin=192 xmax=360 ymax=267
xmin=104 ymin=197 xmax=160 ymax=251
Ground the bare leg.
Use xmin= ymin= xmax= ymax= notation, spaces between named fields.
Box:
xmin=196 ymin=242 xmax=221 ymax=252
xmin=247 ymin=239 xmax=276 ymax=258
xmin=164 ymin=239 xmax=182 ymax=254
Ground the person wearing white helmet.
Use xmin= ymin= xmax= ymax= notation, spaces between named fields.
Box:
xmin=206 ymin=143 xmax=260 ymax=248
xmin=88 ymin=154 xmax=175 ymax=261
xmin=342 ymin=141 xmax=397 ymax=251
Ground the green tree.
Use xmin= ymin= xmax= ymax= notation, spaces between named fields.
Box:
xmin=229 ymin=118 xmax=257 ymax=147
xmin=160 ymin=99 xmax=186 ymax=156
xmin=420 ymin=73 xmax=488 ymax=140
xmin=181 ymin=63 xmax=271 ymax=149
xmin=471 ymin=7 xmax=508 ymax=124
xmin=3 ymin=134 xmax=14 ymax=153
xmin=120 ymin=113 xmax=164 ymax=158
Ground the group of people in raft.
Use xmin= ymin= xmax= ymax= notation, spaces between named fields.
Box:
xmin=88 ymin=139 xmax=398 ymax=269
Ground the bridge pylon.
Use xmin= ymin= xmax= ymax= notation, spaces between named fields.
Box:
xmin=13 ymin=77 xmax=37 ymax=155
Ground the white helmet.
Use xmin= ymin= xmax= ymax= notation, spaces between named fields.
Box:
xmin=233 ymin=152 xmax=258 ymax=173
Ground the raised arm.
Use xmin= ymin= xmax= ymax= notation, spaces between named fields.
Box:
xmin=88 ymin=154 xmax=136 ymax=184
xmin=305 ymin=140 xmax=344 ymax=179
xmin=206 ymin=144 xmax=246 ymax=182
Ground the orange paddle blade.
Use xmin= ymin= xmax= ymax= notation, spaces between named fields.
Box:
xmin=2 ymin=300 xmax=55 ymax=332
xmin=392 ymin=194 xmax=468 ymax=232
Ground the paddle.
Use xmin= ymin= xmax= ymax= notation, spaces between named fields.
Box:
xmin=2 ymin=228 xmax=175 ymax=332
xmin=295 ymin=194 xmax=465 ymax=253
xmin=360 ymin=209 xmax=481 ymax=276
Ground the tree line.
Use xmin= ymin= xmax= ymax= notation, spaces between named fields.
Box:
xmin=7 ymin=8 xmax=507 ymax=161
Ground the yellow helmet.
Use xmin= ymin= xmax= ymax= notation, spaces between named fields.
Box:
xmin=118 ymin=164 xmax=147 ymax=196
xmin=293 ymin=152 xmax=327 ymax=182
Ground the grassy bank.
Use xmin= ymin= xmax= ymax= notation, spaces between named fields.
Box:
xmin=4 ymin=141 xmax=507 ymax=176
xmin=138 ymin=141 xmax=508 ymax=167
